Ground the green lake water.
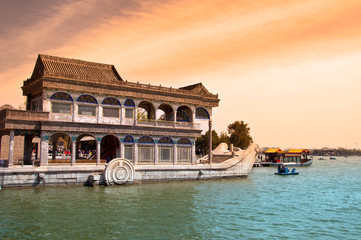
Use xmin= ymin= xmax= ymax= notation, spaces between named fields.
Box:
xmin=1 ymin=157 xmax=361 ymax=239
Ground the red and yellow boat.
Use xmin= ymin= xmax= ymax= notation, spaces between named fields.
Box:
xmin=262 ymin=148 xmax=312 ymax=166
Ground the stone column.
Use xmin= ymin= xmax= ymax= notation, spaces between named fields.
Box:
xmin=39 ymin=132 xmax=49 ymax=166
xmin=8 ymin=130 xmax=14 ymax=166
xmin=120 ymin=141 xmax=124 ymax=159
xmin=208 ymin=120 xmax=213 ymax=164
xmin=173 ymin=144 xmax=177 ymax=165
xmin=191 ymin=141 xmax=196 ymax=165
xmin=134 ymin=143 xmax=138 ymax=164
xmin=134 ymin=107 xmax=137 ymax=126
xmin=72 ymin=102 xmax=76 ymax=122
xmin=154 ymin=143 xmax=158 ymax=165
xmin=173 ymin=108 xmax=177 ymax=127
xmin=97 ymin=104 xmax=101 ymax=124
xmin=71 ymin=137 xmax=76 ymax=166
xmin=0 ymin=135 xmax=2 ymax=162
xmin=192 ymin=108 xmax=196 ymax=124
xmin=96 ymin=138 xmax=101 ymax=165
xmin=120 ymin=106 xmax=123 ymax=125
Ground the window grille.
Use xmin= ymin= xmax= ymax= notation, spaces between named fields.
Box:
xmin=103 ymin=107 xmax=119 ymax=118
xmin=178 ymin=146 xmax=191 ymax=163
xmin=124 ymin=145 xmax=133 ymax=162
xmin=159 ymin=146 xmax=173 ymax=163
xmin=52 ymin=102 xmax=71 ymax=114
xmin=125 ymin=108 xmax=133 ymax=119
xmin=138 ymin=146 xmax=154 ymax=163
xmin=78 ymin=105 xmax=96 ymax=116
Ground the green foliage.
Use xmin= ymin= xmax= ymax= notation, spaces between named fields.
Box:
xmin=137 ymin=108 xmax=148 ymax=120
xmin=227 ymin=121 xmax=253 ymax=149
xmin=219 ymin=131 xmax=231 ymax=146
xmin=196 ymin=121 xmax=253 ymax=155
xmin=196 ymin=130 xmax=220 ymax=155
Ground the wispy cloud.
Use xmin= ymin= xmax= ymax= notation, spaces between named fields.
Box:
xmin=0 ymin=0 xmax=361 ymax=147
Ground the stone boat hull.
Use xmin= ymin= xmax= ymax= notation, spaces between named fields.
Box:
xmin=0 ymin=144 xmax=258 ymax=187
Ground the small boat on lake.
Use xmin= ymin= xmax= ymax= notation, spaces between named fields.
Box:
xmin=275 ymin=163 xmax=299 ymax=175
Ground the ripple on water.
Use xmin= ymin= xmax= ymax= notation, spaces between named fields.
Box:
xmin=1 ymin=157 xmax=361 ymax=239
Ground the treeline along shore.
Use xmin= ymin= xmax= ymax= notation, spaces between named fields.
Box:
xmin=311 ymin=148 xmax=361 ymax=156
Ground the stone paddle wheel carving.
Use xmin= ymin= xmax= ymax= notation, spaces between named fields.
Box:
xmin=104 ymin=158 xmax=135 ymax=185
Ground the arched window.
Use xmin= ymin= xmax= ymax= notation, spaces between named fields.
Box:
xmin=137 ymin=101 xmax=155 ymax=121
xmin=77 ymin=95 xmax=97 ymax=104
xmin=50 ymin=92 xmax=73 ymax=114
xmin=102 ymin=97 xmax=120 ymax=118
xmin=124 ymin=99 xmax=135 ymax=119
xmin=177 ymin=111 xmax=188 ymax=122
xmin=50 ymin=92 xmax=73 ymax=101
xmin=77 ymin=95 xmax=97 ymax=116
xmin=123 ymin=135 xmax=134 ymax=161
xmin=102 ymin=97 xmax=120 ymax=106
xmin=177 ymin=138 xmax=192 ymax=163
xmin=196 ymin=107 xmax=210 ymax=119
xmin=177 ymin=106 xmax=192 ymax=122
xmin=123 ymin=135 xmax=134 ymax=143
xmin=138 ymin=136 xmax=154 ymax=163
xmin=138 ymin=136 xmax=154 ymax=144
xmin=158 ymin=104 xmax=174 ymax=121
xmin=158 ymin=137 xmax=174 ymax=163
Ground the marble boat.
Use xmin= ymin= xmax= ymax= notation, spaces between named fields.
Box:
xmin=0 ymin=54 xmax=257 ymax=187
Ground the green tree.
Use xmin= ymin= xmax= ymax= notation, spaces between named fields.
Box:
xmin=219 ymin=131 xmax=231 ymax=146
xmin=196 ymin=130 xmax=220 ymax=155
xmin=227 ymin=121 xmax=253 ymax=149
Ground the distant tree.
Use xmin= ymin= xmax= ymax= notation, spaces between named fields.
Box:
xmin=219 ymin=131 xmax=231 ymax=146
xmin=228 ymin=121 xmax=253 ymax=149
xmin=196 ymin=130 xmax=220 ymax=156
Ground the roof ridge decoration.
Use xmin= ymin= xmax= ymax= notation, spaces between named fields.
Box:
xmin=179 ymin=82 xmax=211 ymax=95
xmin=30 ymin=54 xmax=123 ymax=84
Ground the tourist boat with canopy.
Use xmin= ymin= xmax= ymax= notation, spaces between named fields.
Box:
xmin=262 ymin=148 xmax=312 ymax=166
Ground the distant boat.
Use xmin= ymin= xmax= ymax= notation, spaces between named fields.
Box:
xmin=330 ymin=156 xmax=336 ymax=160
xmin=318 ymin=157 xmax=325 ymax=160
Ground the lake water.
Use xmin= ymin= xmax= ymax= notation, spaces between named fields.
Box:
xmin=1 ymin=157 xmax=361 ymax=239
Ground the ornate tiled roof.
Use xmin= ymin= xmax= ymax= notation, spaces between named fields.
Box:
xmin=30 ymin=54 xmax=123 ymax=84
xmin=23 ymin=54 xmax=219 ymax=107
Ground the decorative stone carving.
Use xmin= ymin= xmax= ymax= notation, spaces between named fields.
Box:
xmin=104 ymin=158 xmax=135 ymax=185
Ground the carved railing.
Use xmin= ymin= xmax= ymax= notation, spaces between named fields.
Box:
xmin=136 ymin=119 xmax=201 ymax=129
xmin=0 ymin=109 xmax=49 ymax=121
xmin=122 ymin=81 xmax=219 ymax=99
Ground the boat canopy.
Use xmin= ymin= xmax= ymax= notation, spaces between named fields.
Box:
xmin=288 ymin=149 xmax=309 ymax=154
xmin=264 ymin=148 xmax=283 ymax=153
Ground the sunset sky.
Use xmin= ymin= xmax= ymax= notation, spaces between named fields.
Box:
xmin=1 ymin=0 xmax=361 ymax=149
